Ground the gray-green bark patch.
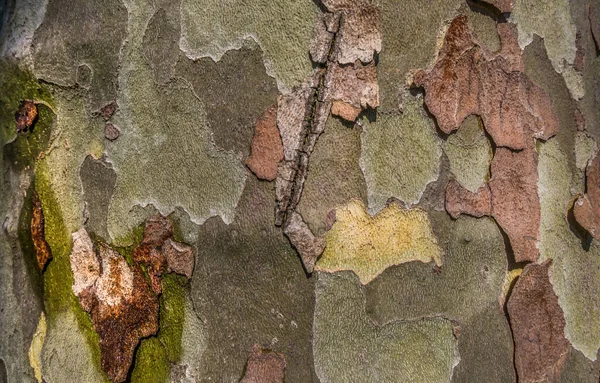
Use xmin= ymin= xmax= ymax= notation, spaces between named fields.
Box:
xmin=313 ymin=271 xmax=460 ymax=383
xmin=179 ymin=0 xmax=317 ymax=91
xmin=360 ymin=93 xmax=441 ymax=213
xmin=538 ymin=139 xmax=600 ymax=361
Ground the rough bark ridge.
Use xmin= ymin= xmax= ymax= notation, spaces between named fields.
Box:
xmin=274 ymin=0 xmax=381 ymax=272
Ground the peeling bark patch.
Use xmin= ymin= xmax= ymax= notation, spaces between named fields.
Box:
xmin=69 ymin=228 xmax=158 ymax=383
xmin=416 ymin=16 xmax=558 ymax=263
xmin=100 ymin=102 xmax=117 ymax=121
xmin=245 ymin=104 xmax=283 ymax=181
xmin=134 ymin=214 xmax=195 ymax=293
xmin=15 ymin=100 xmax=37 ymax=134
xmin=574 ymin=153 xmax=600 ymax=240
xmin=445 ymin=180 xmax=491 ymax=219
xmin=316 ymin=199 xmax=442 ymax=284
xmin=507 ymin=261 xmax=570 ymax=382
xmin=239 ymin=345 xmax=286 ymax=383
xmin=414 ymin=17 xmax=558 ymax=149
xmin=31 ymin=191 xmax=52 ymax=270
xmin=274 ymin=0 xmax=381 ymax=271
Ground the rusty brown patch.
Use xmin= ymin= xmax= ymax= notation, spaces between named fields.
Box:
xmin=70 ymin=215 xmax=195 ymax=382
xmin=328 ymin=61 xmax=379 ymax=121
xmin=31 ymin=191 xmax=52 ymax=270
xmin=574 ymin=153 xmax=600 ymax=240
xmin=70 ymin=229 xmax=158 ymax=383
xmin=15 ymin=100 xmax=38 ymax=134
xmin=507 ymin=261 xmax=570 ymax=382
xmin=239 ymin=344 xmax=286 ymax=383
xmin=245 ymin=104 xmax=284 ymax=181
xmin=133 ymin=214 xmax=195 ymax=293
xmin=416 ymin=16 xmax=558 ymax=263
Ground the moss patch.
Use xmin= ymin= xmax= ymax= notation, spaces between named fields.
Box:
xmin=130 ymin=338 xmax=170 ymax=383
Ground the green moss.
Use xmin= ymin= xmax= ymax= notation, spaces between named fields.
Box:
xmin=0 ymin=59 xmax=54 ymax=146
xmin=157 ymin=274 xmax=187 ymax=362
xmin=34 ymin=161 xmax=108 ymax=382
xmin=130 ymin=337 xmax=170 ymax=383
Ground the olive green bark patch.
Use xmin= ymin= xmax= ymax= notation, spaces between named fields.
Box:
xmin=538 ymin=139 xmax=600 ymax=361
xmin=443 ymin=115 xmax=491 ymax=193
xmin=190 ymin=176 xmax=317 ymax=382
xmin=313 ymin=271 xmax=460 ymax=383
xmin=175 ymin=43 xmax=279 ymax=157
xmin=360 ymin=93 xmax=442 ymax=211
xmin=364 ymin=214 xmax=515 ymax=383
xmin=512 ymin=0 xmax=583 ymax=99
xmin=574 ymin=132 xmax=596 ymax=171
xmin=179 ymin=0 xmax=317 ymax=91
xmin=31 ymin=0 xmax=127 ymax=110
xmin=107 ymin=0 xmax=247 ymax=242
xmin=296 ymin=118 xmax=368 ymax=236
xmin=317 ymin=200 xmax=442 ymax=285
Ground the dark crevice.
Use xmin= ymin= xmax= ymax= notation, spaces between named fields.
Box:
xmin=465 ymin=0 xmax=509 ymax=23
xmin=567 ymin=200 xmax=593 ymax=251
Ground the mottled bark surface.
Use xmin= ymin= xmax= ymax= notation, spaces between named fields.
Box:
xmin=1 ymin=0 xmax=599 ymax=382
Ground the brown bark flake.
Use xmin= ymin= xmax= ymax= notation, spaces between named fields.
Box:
xmin=507 ymin=261 xmax=570 ymax=383
xmin=15 ymin=100 xmax=38 ymax=134
xmin=418 ymin=16 xmax=558 ymax=263
xmin=245 ymin=104 xmax=284 ymax=181
xmin=239 ymin=344 xmax=286 ymax=383
xmin=31 ymin=191 xmax=52 ymax=270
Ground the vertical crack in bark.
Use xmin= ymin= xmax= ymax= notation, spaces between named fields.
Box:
xmin=275 ymin=1 xmax=381 ymax=273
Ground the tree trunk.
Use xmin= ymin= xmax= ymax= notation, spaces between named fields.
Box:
xmin=1 ymin=0 xmax=599 ymax=382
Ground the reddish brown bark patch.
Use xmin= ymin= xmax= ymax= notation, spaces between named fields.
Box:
xmin=489 ymin=147 xmax=541 ymax=262
xmin=134 ymin=214 xmax=195 ymax=293
xmin=31 ymin=191 xmax=52 ymax=270
xmin=445 ymin=148 xmax=541 ymax=262
xmin=574 ymin=153 xmax=600 ymax=240
xmin=15 ymin=100 xmax=38 ymax=134
xmin=445 ymin=180 xmax=491 ymax=219
xmin=413 ymin=16 xmax=557 ymax=150
xmin=507 ymin=261 xmax=570 ymax=383
xmin=416 ymin=16 xmax=558 ymax=263
xmin=239 ymin=344 xmax=286 ymax=383
xmin=245 ymin=104 xmax=283 ymax=181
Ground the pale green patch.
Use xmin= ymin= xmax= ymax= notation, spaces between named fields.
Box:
xmin=360 ymin=93 xmax=442 ymax=212
xmin=443 ymin=115 xmax=491 ymax=193
xmin=313 ymin=271 xmax=460 ymax=383
xmin=538 ymin=139 xmax=600 ymax=360
xmin=511 ymin=0 xmax=584 ymax=99
xmin=28 ymin=312 xmax=46 ymax=383
xmin=574 ymin=132 xmax=596 ymax=171
xmin=107 ymin=0 xmax=246 ymax=245
xmin=179 ymin=0 xmax=317 ymax=91
xmin=41 ymin=310 xmax=106 ymax=383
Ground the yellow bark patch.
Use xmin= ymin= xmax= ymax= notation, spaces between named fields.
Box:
xmin=28 ymin=312 xmax=47 ymax=383
xmin=316 ymin=199 xmax=443 ymax=284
